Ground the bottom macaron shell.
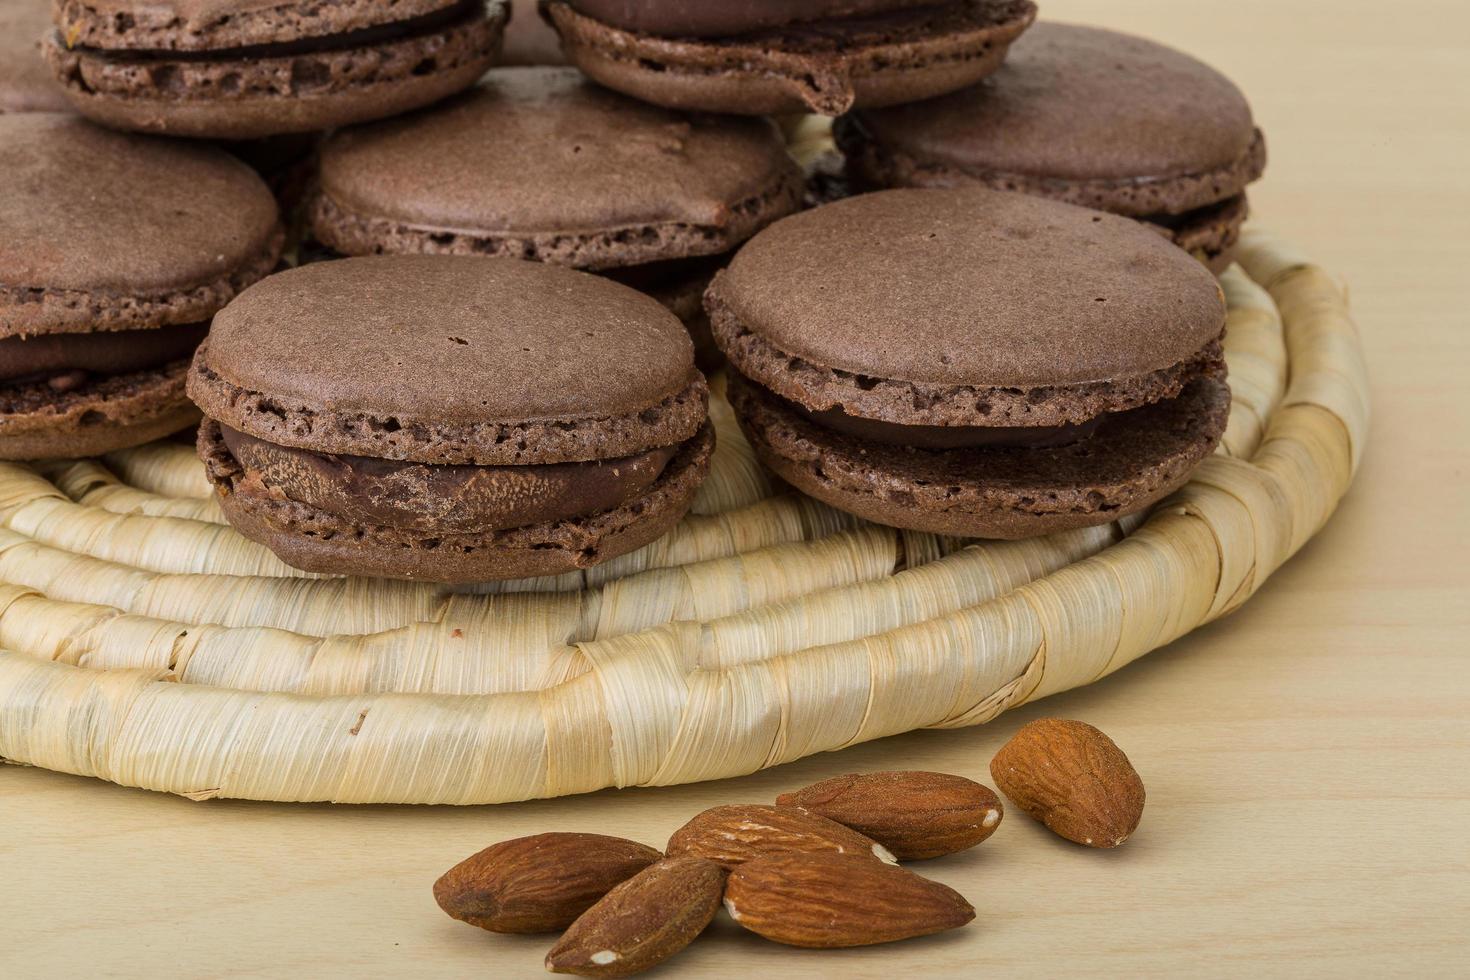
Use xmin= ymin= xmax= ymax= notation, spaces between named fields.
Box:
xmin=200 ymin=420 xmax=715 ymax=582
xmin=544 ymin=0 xmax=1035 ymax=116
xmin=0 ymin=361 xmax=199 ymax=461
xmin=727 ymin=371 xmax=1230 ymax=539
xmin=1150 ymin=194 xmax=1248 ymax=275
xmin=42 ymin=10 xmax=503 ymax=140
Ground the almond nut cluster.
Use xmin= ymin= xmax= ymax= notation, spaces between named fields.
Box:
xmin=434 ymin=718 xmax=1144 ymax=975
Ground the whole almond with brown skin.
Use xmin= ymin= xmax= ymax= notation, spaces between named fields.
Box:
xmin=434 ymin=833 xmax=662 ymax=933
xmin=724 ymin=852 xmax=974 ymax=948
xmin=990 ymin=718 xmax=1145 ymax=847
xmin=776 ymin=771 xmax=1004 ymax=860
xmin=666 ymin=803 xmax=897 ymax=869
xmin=545 ymin=856 xmax=726 ymax=977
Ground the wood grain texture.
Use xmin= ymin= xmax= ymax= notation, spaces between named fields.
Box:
xmin=1 ymin=0 xmax=1466 ymax=975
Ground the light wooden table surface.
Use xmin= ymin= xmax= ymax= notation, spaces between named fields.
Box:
xmin=3 ymin=2 xmax=1466 ymax=977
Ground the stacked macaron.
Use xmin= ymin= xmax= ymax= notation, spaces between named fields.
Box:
xmin=1 ymin=114 xmax=281 ymax=459
xmin=5 ymin=0 xmax=1266 ymax=582
xmin=708 ymin=189 xmax=1231 ymax=538
xmin=188 ymin=256 xmax=713 ymax=581
xmin=43 ymin=0 xmax=510 ymax=138
xmin=542 ymin=0 xmax=1039 ymax=114
xmin=836 ymin=22 xmax=1267 ymax=272
xmin=305 ymin=66 xmax=804 ymax=365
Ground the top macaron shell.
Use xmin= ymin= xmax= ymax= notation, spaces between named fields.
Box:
xmin=840 ymin=22 xmax=1265 ymax=216
xmin=709 ymin=188 xmax=1226 ymax=426
xmin=0 ymin=113 xmax=281 ymax=337
xmin=311 ymin=67 xmax=804 ymax=268
xmin=190 ymin=255 xmax=705 ymax=465
xmin=55 ymin=0 xmax=471 ymax=50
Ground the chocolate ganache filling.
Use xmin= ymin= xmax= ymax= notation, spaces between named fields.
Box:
xmin=0 ymin=324 xmax=208 ymax=391
xmin=220 ymin=425 xmax=678 ymax=533
xmin=567 ymin=0 xmax=943 ymax=37
xmin=67 ymin=0 xmax=489 ymax=62
xmin=792 ymin=399 xmax=1104 ymax=450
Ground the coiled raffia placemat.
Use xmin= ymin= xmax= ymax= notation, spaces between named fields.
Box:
xmin=0 ymin=229 xmax=1366 ymax=804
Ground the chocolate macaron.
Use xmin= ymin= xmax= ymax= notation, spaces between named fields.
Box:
xmin=709 ymin=188 xmax=1230 ymax=538
xmin=1 ymin=114 xmax=281 ymax=460
xmin=43 ymin=0 xmax=509 ymax=139
xmin=836 ymin=22 xmax=1266 ymax=273
xmin=1 ymin=0 xmax=69 ymax=113
xmin=542 ymin=0 xmax=1037 ymax=115
xmin=189 ymin=255 xmax=713 ymax=582
xmin=307 ymin=66 xmax=804 ymax=365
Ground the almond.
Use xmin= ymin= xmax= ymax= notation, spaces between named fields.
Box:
xmin=989 ymin=718 xmax=1146 ymax=847
xmin=434 ymin=832 xmax=662 ymax=933
xmin=723 ymin=852 xmax=974 ymax=948
xmin=776 ymin=770 xmax=1004 ymax=860
xmin=545 ymin=856 xmax=725 ymax=977
xmin=665 ymin=804 xmax=897 ymax=868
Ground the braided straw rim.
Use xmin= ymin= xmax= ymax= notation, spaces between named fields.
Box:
xmin=0 ymin=229 xmax=1367 ymax=804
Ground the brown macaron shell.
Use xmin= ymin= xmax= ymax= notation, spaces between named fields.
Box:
xmin=0 ymin=365 xmax=202 ymax=460
xmin=1 ymin=113 xmax=281 ymax=460
xmin=1148 ymin=194 xmax=1249 ymax=275
xmin=836 ymin=22 xmax=1266 ymax=229
xmin=2 ymin=114 xmax=282 ymax=336
xmin=709 ymin=188 xmax=1229 ymax=538
xmin=57 ymin=0 xmax=472 ymax=50
xmin=711 ymin=189 xmax=1226 ymax=428
xmin=309 ymin=67 xmax=803 ymax=270
xmin=44 ymin=0 xmax=508 ymax=139
xmin=190 ymin=257 xmax=705 ymax=464
xmin=543 ymin=0 xmax=1037 ymax=116
xmin=308 ymin=66 xmax=799 ymax=368
xmin=189 ymin=255 xmax=711 ymax=581
xmin=199 ymin=417 xmax=713 ymax=581
xmin=728 ymin=369 xmax=1229 ymax=538
xmin=0 ymin=0 xmax=70 ymax=113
